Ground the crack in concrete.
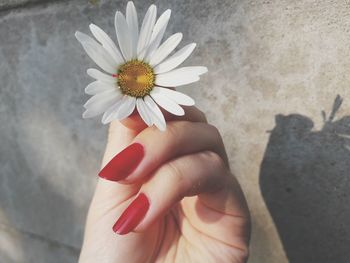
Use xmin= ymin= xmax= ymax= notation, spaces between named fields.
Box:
xmin=0 ymin=0 xmax=62 ymax=12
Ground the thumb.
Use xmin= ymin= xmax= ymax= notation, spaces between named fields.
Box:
xmin=119 ymin=104 xmax=207 ymax=133
xmin=119 ymin=108 xmax=176 ymax=133
xmin=102 ymin=108 xmax=174 ymax=167
xmin=103 ymin=105 xmax=206 ymax=168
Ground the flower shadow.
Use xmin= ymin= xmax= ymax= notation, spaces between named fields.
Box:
xmin=260 ymin=95 xmax=350 ymax=262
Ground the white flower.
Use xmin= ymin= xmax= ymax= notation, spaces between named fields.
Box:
xmin=75 ymin=1 xmax=207 ymax=131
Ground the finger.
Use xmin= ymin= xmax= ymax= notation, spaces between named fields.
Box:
xmin=98 ymin=121 xmax=228 ymax=183
xmin=120 ymin=105 xmax=207 ymax=132
xmin=106 ymin=105 xmax=207 ymax=150
xmin=112 ymin=151 xmax=249 ymax=249
xmin=90 ymin=107 xmax=208 ymax=218
xmin=105 ymin=105 xmax=206 ymax=162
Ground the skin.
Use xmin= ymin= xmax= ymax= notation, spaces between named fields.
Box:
xmin=79 ymin=106 xmax=251 ymax=263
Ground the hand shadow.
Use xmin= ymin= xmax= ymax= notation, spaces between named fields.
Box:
xmin=260 ymin=95 xmax=350 ymax=263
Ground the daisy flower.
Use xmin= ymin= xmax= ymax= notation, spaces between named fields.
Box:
xmin=75 ymin=1 xmax=207 ymax=131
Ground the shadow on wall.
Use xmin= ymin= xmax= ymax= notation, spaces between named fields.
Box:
xmin=260 ymin=95 xmax=350 ymax=263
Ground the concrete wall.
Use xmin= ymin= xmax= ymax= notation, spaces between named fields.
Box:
xmin=1 ymin=0 xmax=349 ymax=262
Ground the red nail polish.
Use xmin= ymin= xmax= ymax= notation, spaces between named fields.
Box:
xmin=99 ymin=143 xmax=144 ymax=181
xmin=113 ymin=193 xmax=150 ymax=235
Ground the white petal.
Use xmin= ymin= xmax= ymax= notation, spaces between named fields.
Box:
xmin=136 ymin=98 xmax=153 ymax=126
xmin=154 ymin=43 xmax=196 ymax=74
xmin=155 ymin=66 xmax=208 ymax=87
xmin=85 ymin=81 xmax=115 ymax=95
xmin=87 ymin=68 xmax=116 ymax=83
xmin=144 ymin=9 xmax=171 ymax=62
xmin=116 ymin=96 xmax=136 ymax=120
xmin=101 ymin=99 xmax=124 ymax=124
xmin=126 ymin=1 xmax=139 ymax=58
xmin=89 ymin=24 xmax=124 ymax=65
xmin=144 ymin=95 xmax=166 ymax=131
xmin=83 ymin=90 xmax=122 ymax=118
xmin=155 ymin=87 xmax=195 ymax=106
xmin=115 ymin=11 xmax=133 ymax=61
xmin=75 ymin=31 xmax=117 ymax=74
xmin=137 ymin=4 xmax=157 ymax=60
xmin=150 ymin=89 xmax=184 ymax=116
xmin=149 ymin=33 xmax=183 ymax=67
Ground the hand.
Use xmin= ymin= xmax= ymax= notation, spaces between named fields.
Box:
xmin=79 ymin=106 xmax=250 ymax=263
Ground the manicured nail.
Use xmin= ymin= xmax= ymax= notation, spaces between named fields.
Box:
xmin=99 ymin=143 xmax=144 ymax=181
xmin=113 ymin=193 xmax=150 ymax=235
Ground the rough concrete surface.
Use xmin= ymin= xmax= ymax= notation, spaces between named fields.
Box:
xmin=0 ymin=0 xmax=350 ymax=262
xmin=0 ymin=0 xmax=48 ymax=10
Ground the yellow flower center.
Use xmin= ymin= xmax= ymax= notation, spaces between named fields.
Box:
xmin=117 ymin=60 xmax=155 ymax=98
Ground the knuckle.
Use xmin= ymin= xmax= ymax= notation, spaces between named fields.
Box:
xmin=165 ymin=121 xmax=192 ymax=142
xmin=164 ymin=122 xmax=180 ymax=140
xmin=207 ymin=123 xmax=221 ymax=140
xmin=164 ymin=161 xmax=189 ymax=189
xmin=169 ymin=120 xmax=192 ymax=131
xmin=207 ymin=151 xmax=225 ymax=169
xmin=198 ymin=109 xmax=207 ymax=123
xmin=200 ymin=151 xmax=228 ymax=192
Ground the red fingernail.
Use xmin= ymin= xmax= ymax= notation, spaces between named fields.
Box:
xmin=99 ymin=143 xmax=144 ymax=181
xmin=113 ymin=193 xmax=150 ymax=235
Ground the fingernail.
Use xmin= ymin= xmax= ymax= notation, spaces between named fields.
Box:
xmin=113 ymin=193 xmax=150 ymax=235
xmin=99 ymin=143 xmax=144 ymax=181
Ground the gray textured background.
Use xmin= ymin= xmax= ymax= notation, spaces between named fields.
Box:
xmin=1 ymin=0 xmax=350 ymax=262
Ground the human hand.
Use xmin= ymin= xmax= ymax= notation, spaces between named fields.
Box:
xmin=79 ymin=106 xmax=250 ymax=263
